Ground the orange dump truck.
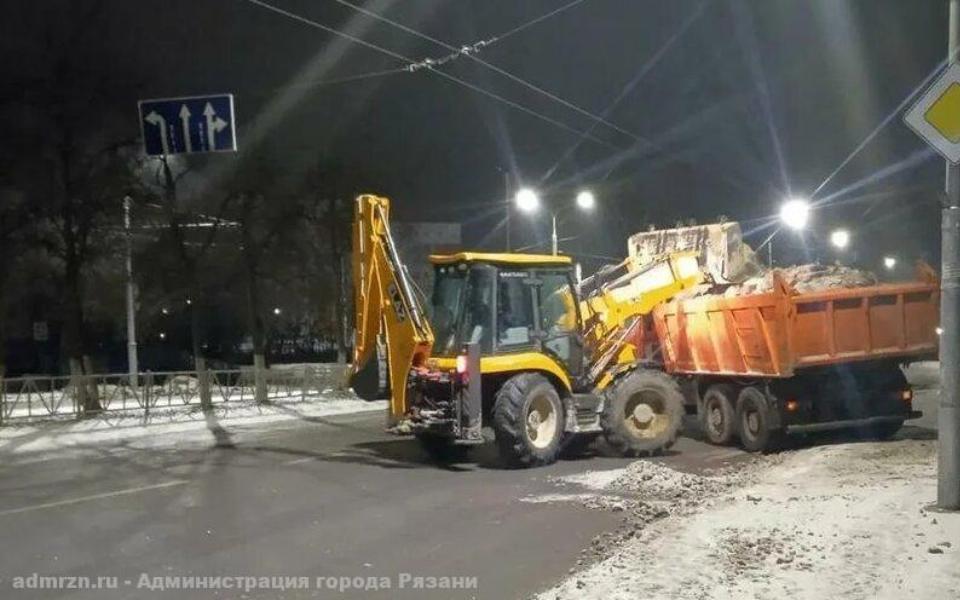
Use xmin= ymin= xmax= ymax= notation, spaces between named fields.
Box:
xmin=646 ymin=265 xmax=940 ymax=451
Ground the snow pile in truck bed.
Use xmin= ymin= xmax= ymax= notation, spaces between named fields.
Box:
xmin=678 ymin=263 xmax=879 ymax=299
xmin=728 ymin=263 xmax=878 ymax=296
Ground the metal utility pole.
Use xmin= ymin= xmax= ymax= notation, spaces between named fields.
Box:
xmin=504 ymin=171 xmax=512 ymax=251
xmin=551 ymin=213 xmax=559 ymax=256
xmin=939 ymin=0 xmax=960 ymax=510
xmin=124 ymin=196 xmax=138 ymax=388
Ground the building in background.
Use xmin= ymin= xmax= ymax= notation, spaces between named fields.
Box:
xmin=391 ymin=221 xmax=462 ymax=299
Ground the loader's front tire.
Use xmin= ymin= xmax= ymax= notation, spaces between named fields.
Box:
xmin=493 ymin=373 xmax=564 ymax=468
xmin=601 ymin=370 xmax=684 ymax=457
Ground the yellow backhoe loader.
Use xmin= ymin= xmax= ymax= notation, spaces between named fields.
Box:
xmin=350 ymin=194 xmax=706 ymax=467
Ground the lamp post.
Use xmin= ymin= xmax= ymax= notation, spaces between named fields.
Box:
xmin=758 ymin=197 xmax=811 ymax=266
xmin=123 ymin=196 xmax=138 ymax=388
xmin=514 ymin=188 xmax=596 ymax=255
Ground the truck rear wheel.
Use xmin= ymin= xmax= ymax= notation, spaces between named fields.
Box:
xmin=493 ymin=373 xmax=565 ymax=467
xmin=700 ymin=384 xmax=737 ymax=445
xmin=601 ymin=370 xmax=684 ymax=457
xmin=737 ymin=386 xmax=783 ymax=452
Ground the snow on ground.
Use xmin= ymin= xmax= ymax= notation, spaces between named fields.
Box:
xmin=534 ymin=362 xmax=957 ymax=599
xmin=540 ymin=440 xmax=960 ymax=600
xmin=0 ymin=392 xmax=386 ymax=462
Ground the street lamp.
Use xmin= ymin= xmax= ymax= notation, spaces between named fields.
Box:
xmin=550 ymin=191 xmax=598 ymax=255
xmin=830 ymin=229 xmax=851 ymax=250
xmin=514 ymin=188 xmax=540 ymax=213
xmin=780 ymin=197 xmax=811 ymax=231
xmin=883 ymin=256 xmax=897 ymax=270
xmin=273 ymin=307 xmax=282 ymax=315
xmin=576 ymin=190 xmax=596 ymax=211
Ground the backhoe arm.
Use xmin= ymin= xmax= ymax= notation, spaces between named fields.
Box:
xmin=351 ymin=195 xmax=434 ymax=423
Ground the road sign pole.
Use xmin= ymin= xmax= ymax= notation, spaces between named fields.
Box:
xmin=939 ymin=0 xmax=960 ymax=510
xmin=124 ymin=196 xmax=138 ymax=389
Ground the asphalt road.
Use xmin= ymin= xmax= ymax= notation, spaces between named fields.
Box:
xmin=0 ymin=410 xmax=748 ymax=600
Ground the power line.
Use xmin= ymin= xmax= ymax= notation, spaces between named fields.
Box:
xmin=540 ymin=1 xmax=708 ymax=182
xmin=242 ymin=0 xmax=616 ymax=148
xmin=332 ymin=0 xmax=639 ymax=144
xmin=332 ymin=0 xmax=754 ymax=195
xmin=401 ymin=0 xmax=586 ymax=72
xmin=493 ymin=0 xmax=586 ymax=44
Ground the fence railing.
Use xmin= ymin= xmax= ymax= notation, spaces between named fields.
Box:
xmin=0 ymin=364 xmax=350 ymax=425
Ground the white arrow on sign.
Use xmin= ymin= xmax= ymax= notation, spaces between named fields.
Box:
xmin=203 ymin=102 xmax=229 ymax=151
xmin=144 ymin=111 xmax=170 ymax=155
xmin=178 ymin=105 xmax=193 ymax=153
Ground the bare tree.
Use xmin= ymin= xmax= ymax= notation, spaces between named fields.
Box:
xmin=301 ymin=157 xmax=373 ymax=363
xmin=3 ymin=2 xmax=141 ymax=409
xmin=0 ymin=187 xmax=33 ymax=377
xmin=225 ymin=158 xmax=300 ymax=401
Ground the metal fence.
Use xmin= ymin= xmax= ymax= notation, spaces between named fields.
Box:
xmin=0 ymin=364 xmax=350 ymax=425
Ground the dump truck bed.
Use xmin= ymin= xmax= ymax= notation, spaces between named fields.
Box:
xmin=652 ymin=270 xmax=940 ymax=377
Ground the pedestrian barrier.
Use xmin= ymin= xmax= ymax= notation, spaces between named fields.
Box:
xmin=0 ymin=364 xmax=350 ymax=425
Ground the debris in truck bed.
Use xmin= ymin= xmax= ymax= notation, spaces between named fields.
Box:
xmin=732 ymin=263 xmax=878 ymax=295
xmin=679 ymin=263 xmax=879 ymax=299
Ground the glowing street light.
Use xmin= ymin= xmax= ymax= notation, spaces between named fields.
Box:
xmin=514 ymin=188 xmax=540 ymax=213
xmin=883 ymin=256 xmax=897 ymax=270
xmin=273 ymin=307 xmax=282 ymax=315
xmin=780 ymin=197 xmax=811 ymax=231
xmin=830 ymin=229 xmax=851 ymax=250
xmin=576 ymin=190 xmax=596 ymax=211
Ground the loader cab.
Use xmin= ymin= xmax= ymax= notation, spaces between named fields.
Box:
xmin=428 ymin=253 xmax=584 ymax=376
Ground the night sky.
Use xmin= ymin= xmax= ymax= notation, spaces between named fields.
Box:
xmin=3 ymin=0 xmax=951 ymax=271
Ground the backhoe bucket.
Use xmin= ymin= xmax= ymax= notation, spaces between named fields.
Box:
xmin=627 ymin=221 xmax=762 ymax=284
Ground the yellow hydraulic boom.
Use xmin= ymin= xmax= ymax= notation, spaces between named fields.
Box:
xmin=351 ymin=195 xmax=434 ymax=423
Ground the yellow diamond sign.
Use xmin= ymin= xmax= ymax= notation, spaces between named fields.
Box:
xmin=905 ymin=63 xmax=960 ymax=163
xmin=925 ymin=83 xmax=960 ymax=143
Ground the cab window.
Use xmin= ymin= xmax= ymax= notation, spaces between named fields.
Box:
xmin=496 ymin=272 xmax=536 ymax=349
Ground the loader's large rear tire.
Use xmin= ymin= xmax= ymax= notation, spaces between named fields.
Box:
xmin=601 ymin=370 xmax=684 ymax=457
xmin=493 ymin=373 xmax=565 ymax=468
xmin=700 ymin=384 xmax=737 ymax=445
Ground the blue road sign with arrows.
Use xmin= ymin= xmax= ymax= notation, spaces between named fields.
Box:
xmin=138 ymin=94 xmax=237 ymax=157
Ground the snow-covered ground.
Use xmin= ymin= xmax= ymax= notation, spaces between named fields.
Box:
xmin=537 ymin=362 xmax=959 ymax=599
xmin=0 ymin=393 xmax=386 ymax=463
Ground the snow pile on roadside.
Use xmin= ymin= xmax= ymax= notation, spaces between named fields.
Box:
xmin=526 ymin=458 xmax=775 ymax=567
xmin=539 ymin=439 xmax=960 ymax=600
xmin=0 ymin=395 xmax=386 ymax=460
